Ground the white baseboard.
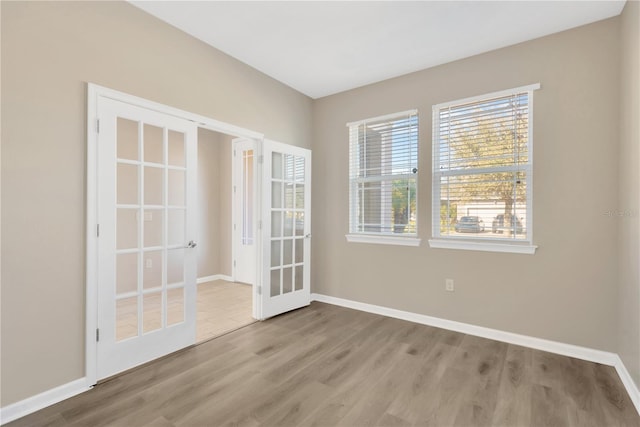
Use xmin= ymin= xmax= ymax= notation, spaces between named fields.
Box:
xmin=311 ymin=293 xmax=640 ymax=416
xmin=614 ymin=355 xmax=640 ymax=415
xmin=311 ymin=293 xmax=617 ymax=364
xmin=197 ymin=274 xmax=233 ymax=284
xmin=0 ymin=377 xmax=90 ymax=425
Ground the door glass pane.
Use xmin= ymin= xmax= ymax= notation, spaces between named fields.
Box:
xmin=284 ymin=183 xmax=294 ymax=209
xmin=271 ymin=182 xmax=282 ymax=209
xmin=270 ymin=240 xmax=281 ymax=267
xmin=143 ymin=250 xmax=162 ymax=290
xmin=283 ymin=239 xmax=293 ymax=266
xmin=168 ymin=130 xmax=185 ymax=167
xmin=167 ymin=287 xmax=184 ymax=326
xmin=117 ymin=118 xmax=139 ymax=161
xmin=144 ymin=167 xmax=163 ymax=206
xmin=168 ymin=170 xmax=185 ymax=206
xmin=143 ymin=292 xmax=162 ymax=333
xmin=295 ymin=212 xmax=305 ymax=236
xmin=283 ymin=267 xmax=293 ymax=294
xmin=272 ymin=153 xmax=283 ymax=179
xmin=270 ymin=269 xmax=281 ymax=297
xmin=294 ymin=156 xmax=305 ymax=182
xmin=295 ymin=265 xmax=304 ymax=291
xmin=168 ymin=209 xmax=185 ymax=246
xmin=117 ymin=164 xmax=138 ymax=205
xmin=295 ymin=184 xmax=305 ymax=209
xmin=295 ymin=238 xmax=304 ymax=264
xmin=167 ymin=249 xmax=184 ymax=285
xmin=117 ymin=209 xmax=138 ymax=250
xmin=116 ymin=253 xmax=138 ymax=294
xmin=143 ymin=209 xmax=163 ymax=247
xmin=283 ymin=212 xmax=293 ymax=237
xmin=284 ymin=155 xmax=295 ymax=180
xmin=271 ymin=211 xmax=282 ymax=237
xmin=144 ymin=124 xmax=163 ymax=164
xmin=116 ymin=296 xmax=138 ymax=341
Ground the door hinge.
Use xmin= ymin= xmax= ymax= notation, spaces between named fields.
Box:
xmin=233 ymin=185 xmax=237 ymax=194
xmin=96 ymin=224 xmax=100 ymax=237
xmin=96 ymin=328 xmax=100 ymax=342
xmin=257 ymin=286 xmax=262 ymax=296
xmin=258 ymin=155 xmax=264 ymax=164
xmin=233 ymin=260 xmax=237 ymax=267
xmin=96 ymin=119 xmax=100 ymax=134
xmin=234 ymin=149 xmax=237 ymax=157
xmin=233 ymin=223 xmax=237 ymax=231
xmin=258 ymin=220 xmax=262 ymax=230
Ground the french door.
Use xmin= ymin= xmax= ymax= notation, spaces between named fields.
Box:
xmin=96 ymin=97 xmax=198 ymax=379
xmin=261 ymin=140 xmax=311 ymax=318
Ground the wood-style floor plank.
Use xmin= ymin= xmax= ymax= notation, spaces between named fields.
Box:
xmin=7 ymin=302 xmax=639 ymax=427
xmin=491 ymin=345 xmax=534 ymax=426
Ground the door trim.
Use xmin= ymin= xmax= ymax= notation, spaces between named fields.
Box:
xmin=86 ymin=83 xmax=264 ymax=386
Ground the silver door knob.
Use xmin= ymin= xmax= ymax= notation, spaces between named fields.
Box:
xmin=305 ymin=233 xmax=312 ymax=239
xmin=186 ymin=240 xmax=197 ymax=248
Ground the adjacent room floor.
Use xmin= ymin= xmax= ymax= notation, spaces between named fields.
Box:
xmin=196 ymin=279 xmax=254 ymax=342
xmin=9 ymin=302 xmax=639 ymax=427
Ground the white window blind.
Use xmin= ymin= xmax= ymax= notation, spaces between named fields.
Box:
xmin=432 ymin=84 xmax=539 ymax=243
xmin=348 ymin=110 xmax=418 ymax=235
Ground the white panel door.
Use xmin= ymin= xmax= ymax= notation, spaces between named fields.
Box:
xmin=233 ymin=138 xmax=257 ymax=285
xmin=97 ymin=97 xmax=197 ymax=379
xmin=261 ymin=140 xmax=311 ymax=318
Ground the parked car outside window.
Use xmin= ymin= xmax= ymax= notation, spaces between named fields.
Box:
xmin=492 ymin=214 xmax=524 ymax=234
xmin=454 ymin=216 xmax=485 ymax=233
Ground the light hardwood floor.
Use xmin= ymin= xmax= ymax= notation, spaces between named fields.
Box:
xmin=196 ymin=279 xmax=254 ymax=342
xmin=8 ymin=302 xmax=639 ymax=427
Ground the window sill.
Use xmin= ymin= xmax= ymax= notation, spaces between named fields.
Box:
xmin=428 ymin=239 xmax=537 ymax=254
xmin=346 ymin=234 xmax=421 ymax=247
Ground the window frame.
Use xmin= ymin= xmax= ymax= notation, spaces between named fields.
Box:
xmin=345 ymin=109 xmax=421 ymax=247
xmin=429 ymin=84 xmax=540 ymax=254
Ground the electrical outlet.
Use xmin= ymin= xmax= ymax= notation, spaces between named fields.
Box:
xmin=445 ymin=279 xmax=454 ymax=292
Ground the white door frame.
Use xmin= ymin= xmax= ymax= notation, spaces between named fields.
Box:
xmin=86 ymin=83 xmax=264 ymax=386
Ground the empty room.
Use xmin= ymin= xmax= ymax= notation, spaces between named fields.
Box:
xmin=1 ymin=1 xmax=639 ymax=426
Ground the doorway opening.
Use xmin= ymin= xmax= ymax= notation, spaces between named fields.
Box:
xmin=195 ymin=129 xmax=256 ymax=342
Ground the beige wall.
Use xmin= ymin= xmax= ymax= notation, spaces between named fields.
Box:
xmin=197 ymin=128 xmax=233 ymax=279
xmin=197 ymin=129 xmax=222 ymax=278
xmin=218 ymin=136 xmax=233 ymax=278
xmin=0 ymin=1 xmax=311 ymax=406
xmin=618 ymin=0 xmax=640 ymax=389
xmin=312 ymin=18 xmax=621 ymax=353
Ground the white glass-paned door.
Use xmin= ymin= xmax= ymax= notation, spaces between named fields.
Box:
xmin=261 ymin=140 xmax=311 ymax=319
xmin=233 ymin=138 xmax=257 ymax=285
xmin=97 ymin=97 xmax=197 ymax=379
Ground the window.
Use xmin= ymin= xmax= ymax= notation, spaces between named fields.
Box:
xmin=346 ymin=110 xmax=419 ymax=246
xmin=430 ymin=84 xmax=540 ymax=254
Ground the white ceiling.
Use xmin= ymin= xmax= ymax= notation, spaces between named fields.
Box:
xmin=130 ymin=1 xmax=626 ymax=99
